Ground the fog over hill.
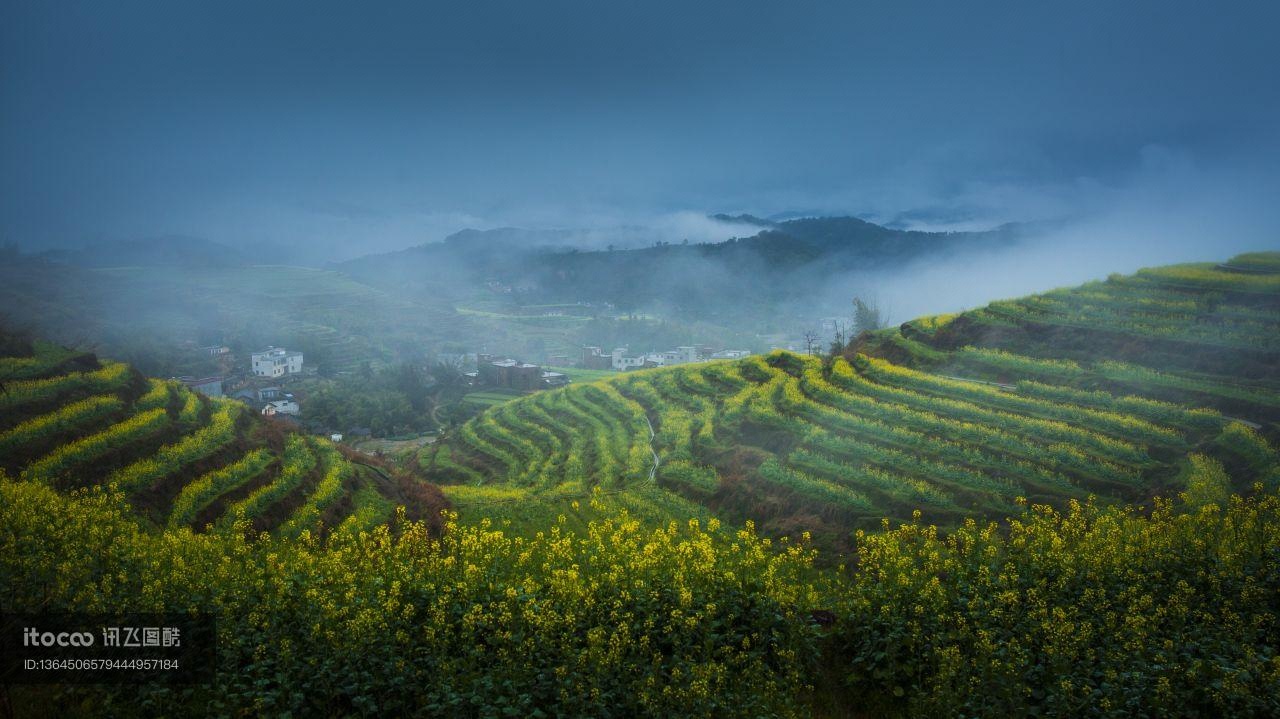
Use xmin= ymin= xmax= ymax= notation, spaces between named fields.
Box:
xmin=334 ymin=215 xmax=1025 ymax=319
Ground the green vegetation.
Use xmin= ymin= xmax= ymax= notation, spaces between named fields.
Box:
xmin=545 ymin=365 xmax=616 ymax=382
xmin=0 ymin=395 xmax=125 ymax=457
xmin=167 ymin=448 xmax=275 ymax=528
xmin=108 ymin=402 xmax=243 ymax=492
xmin=878 ymin=252 xmax=1280 ymax=424
xmin=4 ymin=470 xmax=1279 ymax=716
xmin=0 ymin=332 xmax=443 ymax=536
xmin=832 ymin=490 xmax=1280 ymax=716
xmin=423 ymin=346 xmax=1261 ymax=547
xmin=302 ymin=362 xmax=441 ymax=437
xmin=0 ymin=361 xmax=132 ymax=416
xmin=4 ymin=253 xmax=1280 ymax=716
xmin=420 ymin=254 xmax=1280 ymax=551
xmin=460 ymin=388 xmax=525 ymax=407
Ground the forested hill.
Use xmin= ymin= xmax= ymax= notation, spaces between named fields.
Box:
xmin=335 ymin=216 xmax=1022 ymax=313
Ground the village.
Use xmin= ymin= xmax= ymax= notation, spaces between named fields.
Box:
xmin=447 ymin=344 xmax=754 ymax=389
xmin=170 ymin=346 xmax=307 ymax=419
xmin=171 ymin=341 xmax=754 ymax=442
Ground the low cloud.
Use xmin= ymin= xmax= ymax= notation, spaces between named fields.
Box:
xmin=814 ymin=140 xmax=1280 ymax=325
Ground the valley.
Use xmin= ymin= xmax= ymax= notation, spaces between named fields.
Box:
xmin=4 ymin=252 xmax=1279 ymax=717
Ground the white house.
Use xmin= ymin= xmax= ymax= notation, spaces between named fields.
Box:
xmin=610 ymin=348 xmax=646 ymax=370
xmin=655 ymin=346 xmax=700 ymax=366
xmin=673 ymin=346 xmax=700 ymax=363
xmin=251 ymin=347 xmax=304 ymax=378
xmin=261 ymin=399 xmax=300 ymax=416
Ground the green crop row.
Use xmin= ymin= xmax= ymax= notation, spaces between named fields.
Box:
xmin=220 ymin=435 xmax=317 ymax=527
xmin=952 ymin=346 xmax=1089 ymax=383
xmin=0 ymin=342 xmax=80 ymax=381
xmin=757 ymin=456 xmax=874 ymax=514
xmin=787 ymin=445 xmax=954 ymax=508
xmin=109 ymin=403 xmax=242 ymax=493
xmin=335 ymin=484 xmax=395 ymax=535
xmin=1136 ymin=262 xmax=1280 ymax=294
xmin=135 ymin=379 xmax=175 ymax=411
xmin=984 ymin=293 xmax=1277 ymax=351
xmin=797 ymin=365 xmax=1122 ymax=489
xmin=798 ymin=428 xmax=1017 ymax=499
xmin=168 ymin=448 xmax=275 ymax=528
xmin=0 ymin=395 xmax=125 ymax=458
xmin=455 ymin=420 xmax=518 ymax=478
xmin=0 ymin=362 xmax=131 ymax=414
xmin=177 ymin=390 xmax=203 ymax=424
xmin=855 ymin=354 xmax=1185 ymax=446
xmin=21 ymin=407 xmax=170 ymax=485
xmin=658 ymin=459 xmax=719 ymax=496
xmin=279 ymin=444 xmax=354 ymax=537
xmin=843 ymin=357 xmax=1151 ymax=465
xmin=1014 ymin=381 xmax=1222 ymax=432
xmin=1094 ymin=360 xmax=1280 ymax=409
xmin=427 ymin=444 xmax=486 ymax=484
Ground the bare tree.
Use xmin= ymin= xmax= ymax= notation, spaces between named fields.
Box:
xmin=829 ymin=320 xmax=849 ymax=355
xmin=802 ymin=329 xmax=819 ymax=356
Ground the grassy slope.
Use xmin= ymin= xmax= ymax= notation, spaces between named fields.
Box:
xmin=422 ymin=254 xmax=1280 ymax=549
xmin=0 ymin=336 xmax=447 ymax=535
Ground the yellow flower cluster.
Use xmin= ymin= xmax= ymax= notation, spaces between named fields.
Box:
xmin=1 ymin=472 xmax=821 ymax=717
xmin=836 ymin=491 xmax=1280 ymax=716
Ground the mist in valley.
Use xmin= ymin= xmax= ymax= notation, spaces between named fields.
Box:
xmin=3 ymin=0 xmax=1278 ymax=369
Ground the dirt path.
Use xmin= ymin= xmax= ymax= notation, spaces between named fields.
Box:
xmin=643 ymin=415 xmax=659 ymax=483
xmin=939 ymin=374 xmax=1016 ymax=390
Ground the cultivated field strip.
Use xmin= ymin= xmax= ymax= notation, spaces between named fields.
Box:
xmin=0 ymin=340 xmax=413 ymax=535
xmin=425 ymin=338 xmax=1229 ymax=535
xmin=974 ymin=273 xmax=1280 ymax=351
xmin=885 ymin=255 xmax=1280 ymax=423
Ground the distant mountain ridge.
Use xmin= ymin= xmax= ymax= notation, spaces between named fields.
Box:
xmin=335 ymin=214 xmax=1024 ymax=317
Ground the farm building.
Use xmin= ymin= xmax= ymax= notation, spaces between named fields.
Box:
xmin=261 ymin=398 xmax=300 ymax=416
xmin=251 ymin=347 xmax=304 ymax=378
xmin=479 ymin=358 xmax=544 ymax=390
xmin=177 ymin=375 xmax=225 ymax=397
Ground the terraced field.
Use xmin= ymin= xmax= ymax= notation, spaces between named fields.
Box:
xmin=883 ymin=251 xmax=1280 ymax=423
xmin=0 ymin=338 xmax=444 ymax=535
xmin=422 ymin=254 xmax=1280 ymax=548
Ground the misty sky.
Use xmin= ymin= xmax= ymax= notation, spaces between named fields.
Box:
xmin=3 ymin=0 xmax=1279 ymax=260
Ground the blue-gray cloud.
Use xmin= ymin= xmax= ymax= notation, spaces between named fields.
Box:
xmin=2 ymin=0 xmax=1278 ymax=259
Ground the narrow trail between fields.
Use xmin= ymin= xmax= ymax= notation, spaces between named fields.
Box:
xmin=644 ymin=414 xmax=659 ymax=483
